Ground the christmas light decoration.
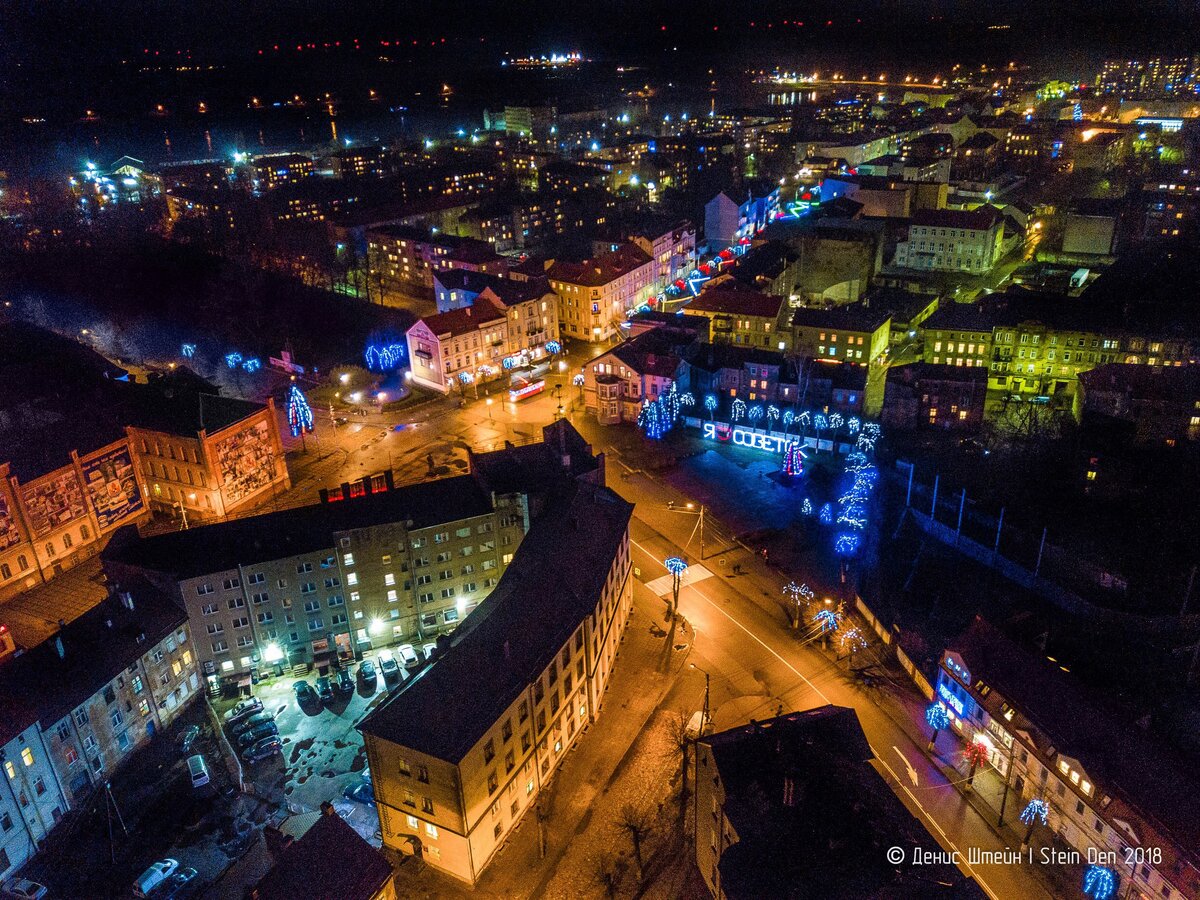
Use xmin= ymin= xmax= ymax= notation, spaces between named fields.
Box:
xmin=813 ymin=413 xmax=828 ymax=433
xmin=242 ymin=357 xmax=261 ymax=373
xmin=180 ymin=343 xmax=196 ymax=358
xmin=782 ymin=409 xmax=795 ymax=431
xmin=838 ymin=626 xmax=867 ymax=652
xmin=502 ymin=356 xmax=518 ymax=370
xmin=458 ymin=372 xmax=474 ymax=384
xmin=665 ymin=556 xmax=688 ymax=576
xmin=572 ymin=373 xmax=585 ymax=387
xmin=546 ymin=340 xmax=562 ymax=355
xmin=925 ymin=702 xmax=951 ymax=732
xmin=813 ymin=605 xmax=843 ymax=633
xmin=704 ymin=394 xmax=718 ymax=416
xmin=225 ymin=352 xmax=243 ymax=369
xmin=797 ymin=411 xmax=811 ymax=430
xmin=834 ymin=532 xmax=861 ymax=556
xmin=766 ymin=406 xmax=780 ymax=429
xmin=829 ymin=413 xmax=844 ymax=431
xmin=287 ymin=384 xmax=314 ymax=437
xmin=747 ymin=405 xmax=764 ymax=423
xmin=801 ymin=498 xmax=814 ymax=516
xmin=680 ymin=392 xmax=696 ymax=407
xmin=848 ymin=417 xmax=861 ymax=434
xmin=731 ymin=399 xmax=747 ymax=422
xmin=783 ymin=441 xmax=804 ymax=477
xmin=1020 ymin=799 xmax=1049 ymax=826
xmin=638 ymin=399 xmax=668 ymax=440
xmin=1082 ymin=865 xmax=1117 ymax=900
xmin=819 ymin=503 xmax=833 ymax=524
xmin=364 ymin=342 xmax=407 ymax=371
xmin=687 ymin=270 xmax=709 ymax=296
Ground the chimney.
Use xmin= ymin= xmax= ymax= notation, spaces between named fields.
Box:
xmin=320 ymin=800 xmax=336 ymax=817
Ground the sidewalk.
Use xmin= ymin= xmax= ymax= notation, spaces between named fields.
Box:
xmin=391 ymin=581 xmax=689 ymax=899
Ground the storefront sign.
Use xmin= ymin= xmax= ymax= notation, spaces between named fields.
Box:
xmin=702 ymin=421 xmax=790 ymax=455
xmin=937 ymin=681 xmax=965 ymax=717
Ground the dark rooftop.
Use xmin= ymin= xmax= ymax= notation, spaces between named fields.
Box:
xmin=686 ymin=288 xmax=784 ymax=320
xmin=433 ymin=269 xmax=552 ymax=308
xmin=358 ymin=481 xmax=632 ymax=762
xmin=704 ymin=706 xmax=985 ymax=900
xmin=1078 ymin=362 xmax=1200 ymax=399
xmin=910 ymin=206 xmax=1002 ymax=231
xmin=605 ymin=327 xmax=694 ymax=378
xmin=547 ymin=243 xmax=652 ymax=287
xmin=414 ymin=294 xmax=507 ymax=339
xmin=103 ymin=476 xmax=495 ymax=579
xmin=887 ymin=361 xmax=989 ymax=385
xmin=0 ymin=577 xmax=186 ymax=744
xmin=788 ymin=304 xmax=891 ymax=333
xmin=252 ymin=804 xmax=393 ymax=900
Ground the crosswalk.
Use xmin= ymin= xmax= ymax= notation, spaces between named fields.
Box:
xmin=644 ymin=563 xmax=715 ymax=596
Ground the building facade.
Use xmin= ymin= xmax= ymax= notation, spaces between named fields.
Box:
xmin=894 ymin=207 xmax=1005 ymax=274
xmin=684 ymin=290 xmax=786 ymax=351
xmin=406 ymin=298 xmax=510 ymax=394
xmin=549 ymin=243 xmax=656 ymax=342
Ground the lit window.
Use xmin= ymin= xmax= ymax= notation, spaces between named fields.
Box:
xmin=21 ymin=748 xmax=33 ymax=767
xmin=425 ymin=822 xmax=438 ymax=839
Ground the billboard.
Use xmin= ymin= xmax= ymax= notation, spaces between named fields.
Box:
xmin=82 ymin=446 xmax=144 ymax=530
xmin=0 ymin=492 xmax=22 ymax=551
xmin=20 ymin=470 xmax=86 ymax=537
xmin=214 ymin=419 xmax=276 ymax=506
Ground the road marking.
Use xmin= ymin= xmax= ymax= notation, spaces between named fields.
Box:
xmin=644 ymin=564 xmax=714 ymax=596
xmin=630 ymin=535 xmax=1001 ymax=900
xmin=893 ymin=745 xmax=919 ymax=785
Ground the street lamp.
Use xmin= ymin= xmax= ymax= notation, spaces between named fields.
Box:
xmin=666 ymin=500 xmax=707 ymax=559
xmin=486 ymin=397 xmax=493 ymax=420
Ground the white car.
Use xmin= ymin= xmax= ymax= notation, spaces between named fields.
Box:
xmin=396 ymin=644 xmax=421 ymax=669
xmin=2 ymin=878 xmax=48 ymax=900
xmin=133 ymin=859 xmax=179 ymax=898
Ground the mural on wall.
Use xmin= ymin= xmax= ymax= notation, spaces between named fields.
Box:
xmin=214 ymin=419 xmax=275 ymax=506
xmin=82 ymin=446 xmax=144 ymax=530
xmin=0 ymin=491 xmax=23 ymax=551
xmin=20 ymin=471 xmax=87 ymax=537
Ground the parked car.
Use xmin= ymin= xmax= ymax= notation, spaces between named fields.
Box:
xmin=293 ymin=680 xmax=317 ymax=705
xmin=343 ymin=781 xmax=375 ymax=806
xmin=242 ymin=736 xmax=283 ymax=763
xmin=357 ymin=659 xmax=377 ymax=683
xmin=178 ymin=725 xmax=200 ymax=754
xmin=156 ymin=866 xmax=200 ymax=900
xmin=335 ymin=668 xmax=354 ymax=695
xmin=1 ymin=878 xmax=48 ymax=900
xmin=378 ymin=653 xmax=399 ymax=679
xmin=186 ymin=754 xmax=210 ymax=790
xmin=231 ymin=711 xmax=275 ymax=736
xmin=132 ymin=859 xmax=178 ymax=898
xmin=315 ymin=676 xmax=335 ymax=702
xmin=237 ymin=722 xmax=279 ymax=748
xmin=396 ymin=644 xmax=421 ymax=669
xmin=223 ymin=698 xmax=263 ymax=724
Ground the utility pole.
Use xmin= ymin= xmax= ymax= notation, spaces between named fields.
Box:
xmin=997 ymin=738 xmax=1018 ymax=828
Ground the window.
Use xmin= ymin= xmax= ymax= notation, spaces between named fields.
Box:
xmin=424 ymin=820 xmax=437 ymax=837
xmin=196 ymin=583 xmax=214 ymax=596
xmin=296 ymin=562 xmax=313 ymax=573
xmin=227 ymin=596 xmax=245 ymax=609
xmin=443 ymin=607 xmax=459 ymax=623
xmin=484 ymin=739 xmax=495 ymax=763
xmin=487 ymin=772 xmax=499 ymax=794
xmin=201 ymin=603 xmax=218 ymax=616
xmin=417 ymin=765 xmax=429 ymax=783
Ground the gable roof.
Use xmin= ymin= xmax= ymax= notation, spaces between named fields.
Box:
xmin=910 ymin=206 xmax=1002 ymax=231
xmin=686 ymin=289 xmax=783 ymax=319
xmin=547 ymin=243 xmax=652 ymax=287
xmin=414 ymin=295 xmax=507 ymax=340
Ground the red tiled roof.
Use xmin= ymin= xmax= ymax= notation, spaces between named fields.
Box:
xmin=686 ymin=289 xmax=783 ymax=319
xmin=910 ymin=206 xmax=1001 ymax=231
xmin=416 ymin=295 xmax=506 ymax=339
xmin=548 ymin=243 xmax=652 ymax=287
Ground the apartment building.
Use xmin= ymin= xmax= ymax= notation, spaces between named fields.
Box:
xmin=935 ymin=618 xmax=1200 ymax=900
xmin=684 ymin=289 xmax=786 ymax=351
xmin=894 ymin=207 xmax=1005 ymax=274
xmin=549 ymin=243 xmax=656 ymax=342
xmin=406 ymin=298 xmax=510 ymax=394
xmin=582 ymin=323 xmax=702 ymax=425
xmin=366 ymin=225 xmax=507 ymax=295
xmin=429 ymin=270 xmax=560 ymax=363
xmin=0 ymin=582 xmax=200 ymax=882
xmin=597 ymin=219 xmax=697 ymax=292
xmin=251 ymin=153 xmax=315 ymax=190
xmin=360 ymin=461 xmax=632 ymax=885
xmin=788 ymin=305 xmax=892 ymax=366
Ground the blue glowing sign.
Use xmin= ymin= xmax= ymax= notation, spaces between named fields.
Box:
xmin=937 ymin=681 xmax=965 ymax=717
xmin=702 ymin=421 xmax=791 ymax=455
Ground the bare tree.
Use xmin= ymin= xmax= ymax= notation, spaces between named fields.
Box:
xmin=616 ymin=803 xmax=653 ymax=881
xmin=594 ymin=851 xmax=626 ymax=899
xmin=668 ymin=712 xmax=692 ymax=822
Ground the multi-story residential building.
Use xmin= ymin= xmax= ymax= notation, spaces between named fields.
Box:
xmin=595 ymin=219 xmax=697 ymax=293
xmin=893 ymin=207 xmax=1005 ymax=274
xmin=921 ymin=303 xmax=996 ymax=372
xmin=548 ymin=243 xmax=656 ymax=342
xmin=0 ymin=581 xmax=200 ymax=882
xmin=265 ymin=180 xmax=362 ymax=224
xmin=703 ymin=188 xmax=780 ymax=248
xmin=0 ymin=324 xmax=289 ymax=602
xmin=453 ymin=194 xmax=567 ymax=253
xmin=164 ymin=187 xmax=240 ymax=236
xmin=406 ymin=298 xmax=510 ymax=394
xmin=684 ymin=289 xmax=786 ymax=351
xmin=366 ymin=225 xmax=507 ymax=296
xmin=581 ymin=322 xmax=702 ymax=425
xmin=1139 ymin=171 xmax=1200 ymax=242
xmin=428 ymin=272 xmax=559 ymax=367
xmin=1096 ymin=56 xmax=1200 ymax=96
xmin=359 ymin=439 xmax=632 ymax=886
xmin=103 ymin=438 xmax=560 ymax=689
xmin=1076 ymin=364 xmax=1200 ymax=445
xmin=935 ymin=617 xmax=1200 ymax=900
xmin=251 ymin=153 xmax=315 ymax=191
xmin=694 ymin=707 xmax=982 ymax=900
xmin=788 ymin=305 xmax=892 ymax=366
xmin=329 ymin=144 xmax=391 ymax=180
xmin=881 ymin=362 xmax=988 ymax=431
xmin=503 ymin=105 xmax=557 ymax=141
xmin=681 ymin=344 xmax=798 ymax=408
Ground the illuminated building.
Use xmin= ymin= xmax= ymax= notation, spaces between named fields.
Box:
xmin=703 ymin=187 xmax=780 ymax=249
xmin=548 ymin=243 xmax=656 ymax=342
xmin=935 ymin=618 xmax=1200 ymax=900
xmin=788 ymin=305 xmax=892 ymax=366
xmin=407 ymin=295 xmax=516 ymax=394
xmin=684 ymin=289 xmax=785 ymax=351
xmin=251 ymin=153 xmax=315 ymax=190
xmin=881 ymin=362 xmax=987 ymax=431
xmin=329 ymin=144 xmax=391 ymax=180
xmin=581 ymin=324 xmax=696 ymax=424
xmin=1139 ymin=170 xmax=1200 ymax=241
xmin=503 ymin=105 xmax=557 ymax=142
xmin=360 ymin=429 xmax=631 ymax=886
xmin=1096 ymin=56 xmax=1200 ymax=97
xmin=893 ymin=207 xmax=1005 ymax=274
xmin=366 ymin=225 xmax=507 ymax=295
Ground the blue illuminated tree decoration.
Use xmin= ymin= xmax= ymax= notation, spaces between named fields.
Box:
xmin=829 ymin=412 xmax=844 ymax=432
xmin=180 ymin=343 xmax=196 ymax=358
xmin=242 ymin=357 xmax=261 ymax=373
xmin=364 ymin=342 xmax=407 ymax=371
xmin=704 ymin=394 xmax=717 ymax=420
xmin=638 ymin=399 xmax=667 ymax=440
xmin=731 ymin=399 xmax=747 ymax=422
xmin=818 ymin=503 xmax=833 ymax=525
xmin=813 ymin=605 xmax=843 ymax=634
xmin=801 ymin=498 xmax=814 ymax=516
xmin=225 ymin=352 xmax=243 ymax=369
xmin=747 ymin=405 xmax=764 ymax=425
xmin=458 ymin=371 xmax=474 ymax=385
xmin=834 ymin=532 xmax=861 ymax=556
xmin=838 ymin=626 xmax=867 ymax=654
xmin=766 ymin=405 xmax=780 ymax=431
xmin=546 ymin=340 xmax=562 ymax=355
xmin=502 ymin=356 xmax=518 ymax=371
xmin=680 ymin=391 xmax=696 ymax=407
xmin=664 ymin=556 xmax=688 ymax=576
xmin=813 ymin=413 xmax=828 ymax=443
xmin=926 ymin=702 xmax=950 ymax=750
xmin=848 ymin=416 xmax=861 ymax=434
xmin=286 ymin=384 xmax=314 ymax=437
xmin=1082 ymin=865 xmax=1117 ymax=900
xmin=1019 ymin=798 xmax=1049 ymax=826
xmin=863 ymin=421 xmax=881 ymax=439
xmin=782 ymin=409 xmax=794 ymax=433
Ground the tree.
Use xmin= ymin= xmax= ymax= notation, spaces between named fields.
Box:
xmin=963 ymin=740 xmax=990 ymax=790
xmin=925 ymin=702 xmax=951 ymax=752
xmin=594 ymin=852 xmax=626 ymax=899
xmin=731 ymin=398 xmax=746 ymax=422
xmin=669 ymin=711 xmax=693 ymax=820
xmin=704 ymin=393 xmax=717 ymax=421
xmin=616 ymin=803 xmax=653 ymax=880
xmin=1019 ymin=797 xmax=1049 ymax=850
xmin=767 ymin=405 xmax=780 ymax=432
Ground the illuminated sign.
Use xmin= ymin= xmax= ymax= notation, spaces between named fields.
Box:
xmin=702 ymin=422 xmax=791 ymax=454
xmin=509 ymin=380 xmax=546 ymax=402
xmin=937 ymin=682 xmax=965 ymax=717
